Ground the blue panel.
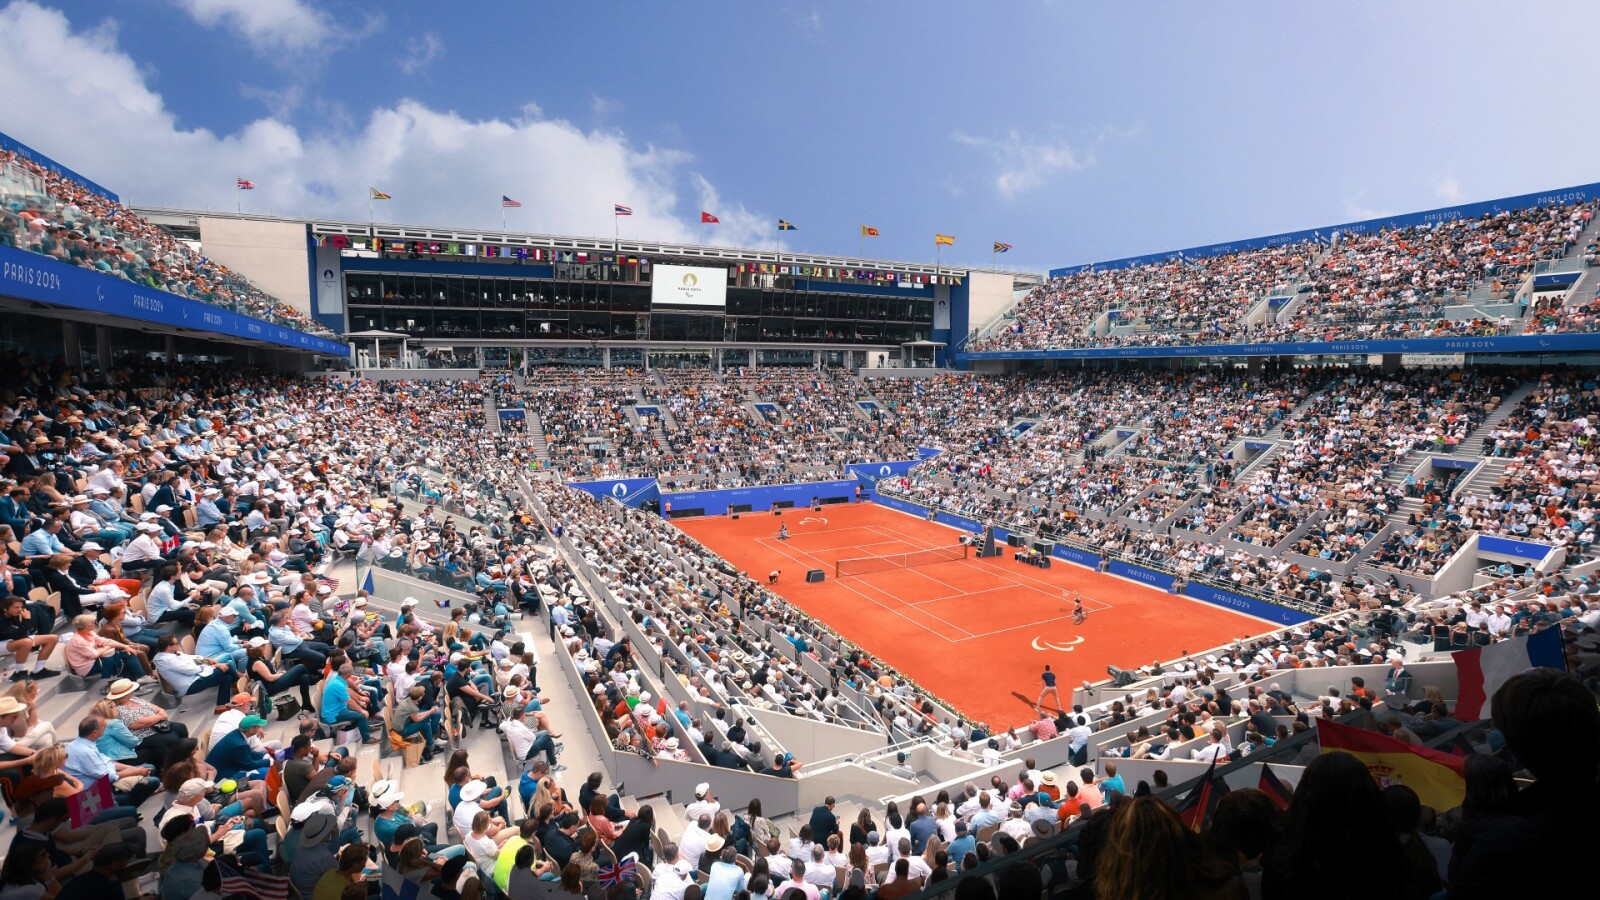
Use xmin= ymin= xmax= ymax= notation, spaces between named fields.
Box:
xmin=916 ymin=447 xmax=944 ymax=460
xmin=1182 ymin=583 xmax=1316 ymax=625
xmin=0 ymin=245 xmax=349 ymax=355
xmin=846 ymin=459 xmax=922 ymax=489
xmin=1430 ymin=457 xmax=1478 ymax=470
xmin=858 ymin=401 xmax=880 ymax=412
xmin=661 ymin=479 xmax=857 ymax=516
xmin=1048 ymin=181 xmax=1600 ymax=277
xmin=1052 ymin=544 xmax=1102 ymax=569
xmin=1243 ymin=441 xmax=1274 ymax=451
xmin=567 ymin=478 xmax=661 ymax=508
xmin=497 ymin=409 xmax=526 ymax=421
xmin=957 ymin=332 xmax=1600 ymax=362
xmin=636 ymin=406 xmax=660 ymax=417
xmin=1116 ymin=429 xmax=1135 ymax=438
xmin=754 ymin=403 xmax=779 ymax=416
xmin=1107 ymin=560 xmax=1178 ymax=592
xmin=1476 ymin=535 xmax=1553 ymax=560
xmin=0 ymin=131 xmax=119 ymax=203
xmin=870 ymin=493 xmax=928 ymax=518
xmin=1534 ymin=272 xmax=1580 ymax=288
xmin=341 ymin=256 xmax=555 ymax=279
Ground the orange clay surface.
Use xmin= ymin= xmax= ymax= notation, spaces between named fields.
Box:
xmin=673 ymin=502 xmax=1274 ymax=728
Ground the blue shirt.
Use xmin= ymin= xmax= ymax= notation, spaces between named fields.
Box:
xmin=321 ymin=676 xmax=351 ymax=724
xmin=19 ymin=529 xmax=64 ymax=558
xmin=269 ymin=624 xmax=304 ymax=653
xmin=196 ymin=618 xmax=241 ymax=662
xmin=63 ymin=737 xmax=117 ymax=783
xmin=1041 ymin=670 xmax=1057 ymax=688
xmin=146 ymin=581 xmax=183 ymax=621
xmin=703 ymin=862 xmax=746 ymax=900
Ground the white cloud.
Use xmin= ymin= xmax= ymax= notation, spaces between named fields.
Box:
xmin=688 ymin=173 xmax=770 ymax=248
xmin=589 ymin=93 xmax=621 ymax=119
xmin=398 ymin=31 xmax=442 ymax=76
xmin=952 ymin=130 xmax=1087 ymax=199
xmin=792 ymin=8 xmax=823 ymax=34
xmin=171 ymin=0 xmax=342 ymax=52
xmin=0 ymin=1 xmax=767 ymax=246
xmin=1434 ymin=176 xmax=1462 ymax=203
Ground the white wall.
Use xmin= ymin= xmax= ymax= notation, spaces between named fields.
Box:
xmin=964 ymin=271 xmax=1014 ymax=336
xmin=197 ymin=217 xmax=313 ymax=316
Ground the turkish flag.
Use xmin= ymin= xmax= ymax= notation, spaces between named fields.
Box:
xmin=701 ymin=212 xmax=719 ymax=224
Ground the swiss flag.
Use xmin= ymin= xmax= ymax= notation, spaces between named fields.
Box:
xmin=700 ymin=211 xmax=719 ymax=224
xmin=69 ymin=775 xmax=114 ymax=827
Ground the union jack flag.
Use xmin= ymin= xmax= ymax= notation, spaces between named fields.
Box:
xmin=597 ymin=857 xmax=636 ymax=887
xmin=237 ymin=178 xmax=257 ymax=190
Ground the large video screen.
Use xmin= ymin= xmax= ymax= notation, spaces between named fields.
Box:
xmin=651 ymin=264 xmax=727 ymax=308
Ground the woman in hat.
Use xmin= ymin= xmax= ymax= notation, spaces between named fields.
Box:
xmin=1 ymin=680 xmax=56 ymax=749
xmin=244 ymin=635 xmax=316 ymax=711
xmin=107 ymin=676 xmax=189 ymax=765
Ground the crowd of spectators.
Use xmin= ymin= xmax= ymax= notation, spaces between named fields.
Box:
xmin=0 ymin=152 xmax=334 ymax=337
xmin=969 ymin=201 xmax=1597 ymax=353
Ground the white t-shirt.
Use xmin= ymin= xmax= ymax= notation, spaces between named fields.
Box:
xmin=465 ymin=832 xmax=499 ymax=872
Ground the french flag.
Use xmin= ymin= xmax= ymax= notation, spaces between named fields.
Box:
xmin=1452 ymin=627 xmax=1566 ymax=720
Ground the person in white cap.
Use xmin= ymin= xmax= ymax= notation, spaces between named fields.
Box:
xmin=453 ymin=780 xmax=513 ymax=847
xmin=685 ymin=782 xmax=720 ymax=822
xmin=196 ymin=605 xmax=248 ymax=670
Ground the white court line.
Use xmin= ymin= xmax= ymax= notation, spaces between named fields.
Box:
xmin=863 ymin=522 xmax=1124 ymax=610
xmin=758 ymin=536 xmax=907 ymax=556
xmin=843 ymin=571 xmax=978 ymax=638
xmin=756 ymin=532 xmax=970 ymax=642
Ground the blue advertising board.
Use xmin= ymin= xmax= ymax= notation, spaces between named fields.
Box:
xmin=1476 ymin=535 xmax=1553 ymax=561
xmin=1182 ymin=582 xmax=1315 ymax=626
xmin=1049 ymin=181 xmax=1600 ymax=277
xmin=566 ymin=477 xmax=661 ymax=508
xmin=957 ymin=332 xmax=1600 ymax=363
xmin=0 ymin=130 xmax=119 ymax=203
xmin=846 ymin=459 xmax=923 ymax=490
xmin=1430 ymin=457 xmax=1478 ymax=470
xmin=661 ymin=479 xmax=856 ymax=516
xmin=0 ymin=245 xmax=348 ymax=355
xmin=1107 ymin=560 xmax=1178 ymax=592
xmin=1052 ymin=544 xmax=1103 ymax=570
xmin=1243 ymin=441 xmax=1274 ymax=451
xmin=497 ymin=409 xmax=526 ymax=421
xmin=916 ymin=447 xmax=945 ymax=460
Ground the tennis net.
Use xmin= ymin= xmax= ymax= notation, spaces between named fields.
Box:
xmin=835 ymin=544 xmax=969 ymax=577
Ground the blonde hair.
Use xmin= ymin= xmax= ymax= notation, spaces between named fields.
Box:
xmin=72 ymin=614 xmax=96 ymax=632
xmin=32 ymin=744 xmax=65 ymax=775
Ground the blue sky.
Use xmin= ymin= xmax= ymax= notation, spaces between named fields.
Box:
xmin=3 ymin=0 xmax=1598 ymax=273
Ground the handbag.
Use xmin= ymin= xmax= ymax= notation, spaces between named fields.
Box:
xmin=275 ymin=697 xmax=302 ymax=720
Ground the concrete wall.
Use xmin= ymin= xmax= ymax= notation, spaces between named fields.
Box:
xmin=197 ymin=217 xmax=314 ymax=316
xmin=964 ymin=271 xmax=1015 ymax=338
xmin=747 ymin=707 xmax=889 ymax=768
xmin=355 ymin=367 xmax=480 ymax=380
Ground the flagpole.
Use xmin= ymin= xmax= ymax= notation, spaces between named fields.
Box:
xmin=502 ymin=203 xmax=506 ymax=232
xmin=236 ymin=182 xmax=240 ymax=214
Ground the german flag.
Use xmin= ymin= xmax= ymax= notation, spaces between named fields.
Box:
xmin=1257 ymin=763 xmax=1292 ymax=809
xmin=1174 ymin=757 xmax=1230 ymax=832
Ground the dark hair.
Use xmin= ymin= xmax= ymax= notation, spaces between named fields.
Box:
xmin=1261 ymin=752 xmax=1409 ymax=900
xmin=1491 ymin=669 xmax=1600 ymax=781
xmin=1206 ymin=788 xmax=1283 ymax=862
xmin=1460 ymin=753 xmax=1517 ymax=820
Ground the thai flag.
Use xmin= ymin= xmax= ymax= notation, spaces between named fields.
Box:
xmin=614 ymin=204 xmax=633 ymax=216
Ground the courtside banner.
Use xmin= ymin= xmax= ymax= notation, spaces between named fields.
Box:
xmin=567 ymin=478 xmax=660 ymax=509
xmin=662 ymin=479 xmax=855 ymax=517
xmin=958 ymin=332 xmax=1600 ymax=363
xmin=1316 ymin=718 xmax=1465 ymax=811
xmin=1183 ymin=582 xmax=1315 ymax=625
xmin=1107 ymin=560 xmax=1177 ymax=592
xmin=0 ymin=244 xmax=348 ymax=355
xmin=1051 ymin=544 xmax=1102 ymax=570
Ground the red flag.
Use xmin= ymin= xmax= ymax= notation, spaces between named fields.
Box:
xmin=1257 ymin=763 xmax=1292 ymax=809
xmin=1174 ymin=757 xmax=1230 ymax=831
xmin=68 ymin=775 xmax=114 ymax=828
xmin=701 ymin=211 xmax=720 ymax=224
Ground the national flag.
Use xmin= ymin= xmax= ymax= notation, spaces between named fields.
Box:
xmin=236 ymin=178 xmax=257 ymax=190
xmin=369 ymin=188 xmax=391 ymax=200
xmin=381 ymin=867 xmax=421 ymax=900
xmin=68 ymin=775 xmax=113 ymax=827
xmin=861 ymin=225 xmax=880 ymax=237
xmin=434 ymin=598 xmax=451 ymax=608
xmin=218 ymin=860 xmax=291 ymax=900
xmin=778 ymin=219 xmax=797 ymax=231
xmin=316 ymin=574 xmax=340 ymax=591
xmin=1174 ymin=756 xmax=1229 ymax=831
xmin=1316 ymin=718 xmax=1465 ymax=811
xmin=597 ymin=857 xmax=637 ymax=888
xmin=614 ymin=204 xmax=633 ymax=216
xmin=1257 ymin=764 xmax=1292 ymax=809
xmin=1452 ymin=627 xmax=1565 ymax=721
xmin=701 ymin=211 xmax=720 ymax=224
xmin=935 ymin=234 xmax=955 ymax=246
xmin=993 ymin=241 xmax=1012 ymax=253
xmin=360 ymin=567 xmax=374 ymax=595
xmin=501 ymin=196 xmax=522 ymax=208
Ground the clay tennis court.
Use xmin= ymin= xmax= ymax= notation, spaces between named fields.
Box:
xmin=673 ymin=503 xmax=1274 ymax=727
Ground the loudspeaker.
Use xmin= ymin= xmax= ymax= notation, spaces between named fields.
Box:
xmin=731 ymin=514 xmax=740 ymax=520
xmin=1006 ymin=533 xmax=1026 ymax=548
xmin=806 ymin=569 xmax=825 ymax=583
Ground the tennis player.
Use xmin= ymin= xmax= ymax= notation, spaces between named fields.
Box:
xmin=1036 ymin=664 xmax=1060 ymax=715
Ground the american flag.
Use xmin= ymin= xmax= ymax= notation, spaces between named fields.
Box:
xmin=501 ymin=196 xmax=522 ymax=208
xmin=316 ymin=574 xmax=340 ymax=591
xmin=217 ymin=860 xmax=291 ymax=900
xmin=614 ymin=204 xmax=632 ymax=216
xmin=237 ymin=178 xmax=257 ymax=190
xmin=597 ymin=857 xmax=637 ymax=887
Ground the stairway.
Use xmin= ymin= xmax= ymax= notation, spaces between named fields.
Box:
xmin=1262 ymin=391 xmax=1326 ymax=439
xmin=483 ymin=386 xmax=500 ymax=434
xmin=1453 ymin=457 xmax=1511 ymax=501
xmin=526 ymin=412 xmax=552 ymax=463
xmin=1458 ymin=381 xmax=1539 ymax=455
xmin=1565 ymin=265 xmax=1600 ymax=309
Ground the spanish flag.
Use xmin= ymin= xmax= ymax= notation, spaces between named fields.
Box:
xmin=1316 ymin=718 xmax=1465 ymax=811
xmin=860 ymin=225 xmax=880 ymax=237
xmin=935 ymin=234 xmax=955 ymax=246
xmin=369 ymin=188 xmax=392 ymax=200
